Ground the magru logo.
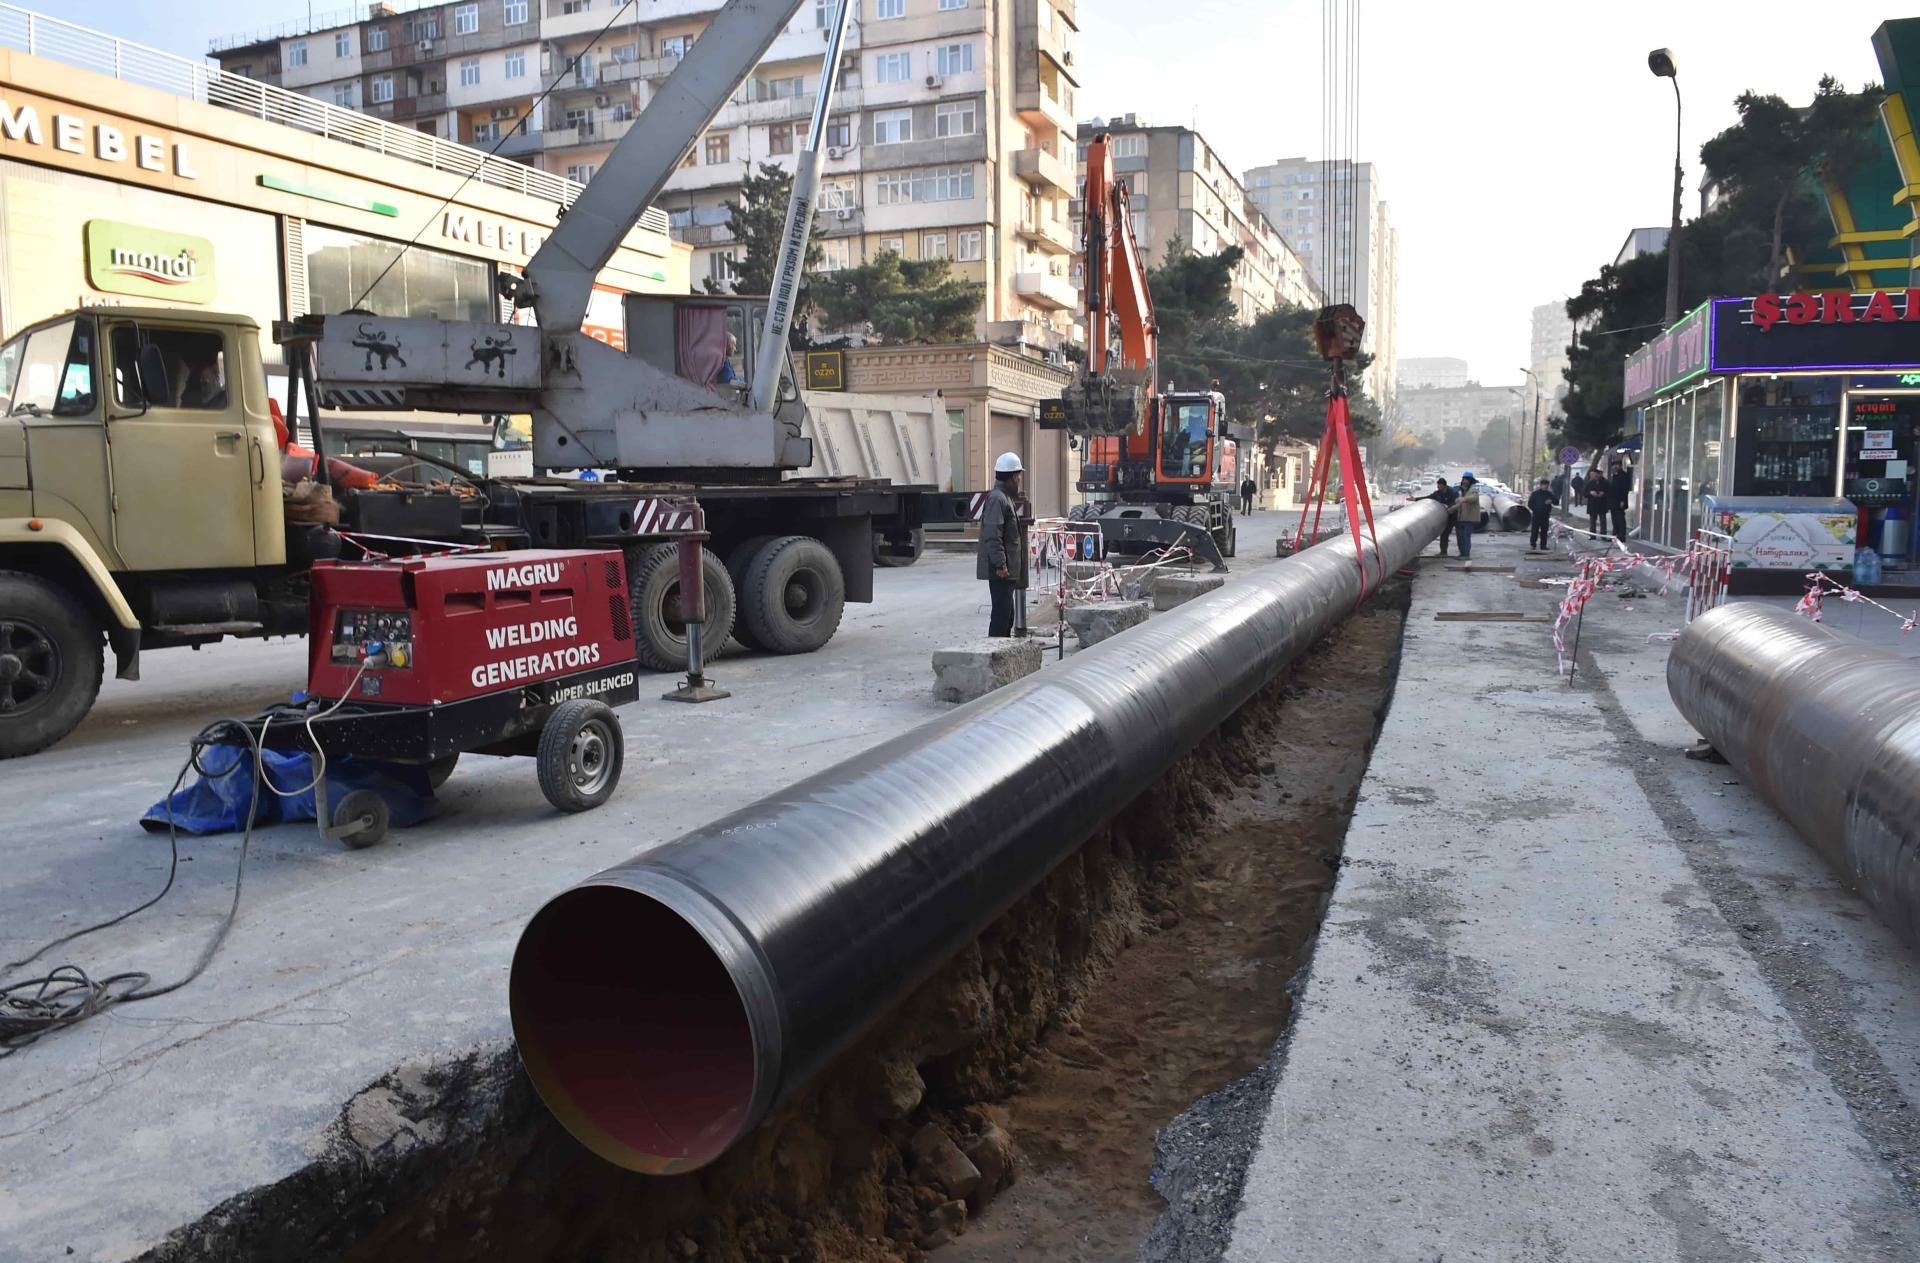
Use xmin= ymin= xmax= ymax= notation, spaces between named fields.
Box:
xmin=106 ymin=246 xmax=202 ymax=286
xmin=84 ymin=220 xmax=216 ymax=303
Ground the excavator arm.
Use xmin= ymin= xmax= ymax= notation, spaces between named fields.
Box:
xmin=1053 ymin=133 xmax=1155 ymax=437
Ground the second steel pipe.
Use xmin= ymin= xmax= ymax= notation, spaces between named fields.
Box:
xmin=510 ymin=501 xmax=1448 ymax=1173
xmin=1668 ymin=603 xmax=1920 ymax=949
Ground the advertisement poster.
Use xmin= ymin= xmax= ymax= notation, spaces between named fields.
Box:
xmin=1705 ymin=496 xmax=1855 ymax=571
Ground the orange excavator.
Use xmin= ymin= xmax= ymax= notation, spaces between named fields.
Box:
xmin=1041 ymin=131 xmax=1237 ymax=570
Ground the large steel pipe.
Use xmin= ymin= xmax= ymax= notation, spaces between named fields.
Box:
xmin=1669 ymin=604 xmax=1920 ymax=949
xmin=510 ymin=502 xmax=1449 ymax=1173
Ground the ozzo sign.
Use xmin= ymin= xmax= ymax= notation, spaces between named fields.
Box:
xmin=0 ymin=97 xmax=199 ymax=178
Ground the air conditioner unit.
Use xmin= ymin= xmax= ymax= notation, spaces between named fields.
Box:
xmin=417 ymin=39 xmax=434 ymax=54
xmin=594 ymin=94 xmax=611 ymax=107
xmin=826 ymin=146 xmax=847 ymax=159
xmin=491 ymin=105 xmax=517 ymax=120
xmin=835 ymin=208 xmax=853 ymax=220
xmin=1063 ymin=50 xmax=1074 ymax=65
xmin=925 ymin=75 xmax=943 ymax=89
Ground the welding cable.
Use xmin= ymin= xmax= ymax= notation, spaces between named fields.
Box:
xmin=1 ymin=660 xmax=373 ymax=1056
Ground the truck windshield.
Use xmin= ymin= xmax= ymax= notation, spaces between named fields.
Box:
xmin=1160 ymin=400 xmax=1210 ymax=478
xmin=13 ymin=319 xmax=96 ymax=418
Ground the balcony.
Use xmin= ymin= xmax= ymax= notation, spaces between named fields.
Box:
xmin=816 ymin=205 xmax=863 ymax=235
xmin=598 ymin=59 xmax=642 ymax=85
xmin=1034 ymin=18 xmax=1079 ymax=85
xmin=1013 ymin=146 xmax=1073 ymax=194
xmin=1017 ymin=215 xmax=1075 ymax=255
xmin=542 ymin=117 xmax=634 ymax=149
xmin=397 ymin=91 xmax=447 ymax=117
xmin=494 ymin=126 xmax=544 ymax=158
xmin=1013 ymin=269 xmax=1078 ymax=310
xmin=675 ymin=222 xmax=737 ymax=247
xmin=716 ymin=93 xmax=814 ymax=128
xmin=1014 ymin=84 xmax=1074 ymax=133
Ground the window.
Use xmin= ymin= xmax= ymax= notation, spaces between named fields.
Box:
xmin=564 ymin=107 xmax=591 ymax=131
xmin=459 ymin=58 xmax=480 ymax=86
xmin=334 ymin=32 xmax=351 ymax=57
xmin=939 ymin=0 xmax=967 ymax=8
xmin=921 ymin=164 xmax=973 ymax=200
xmin=874 ymin=51 xmax=911 ymax=82
xmin=472 ymin=120 xmax=499 ymax=143
xmin=305 ymin=224 xmax=493 ymax=323
xmin=707 ymin=251 xmax=736 ymax=285
xmin=935 ymin=43 xmax=973 ymax=75
xmin=924 ymin=232 xmax=948 ymax=259
xmin=505 ymin=0 xmax=528 ymax=24
xmin=561 ymin=0 xmax=590 ymax=11
xmin=769 ymin=122 xmax=795 ymax=155
xmin=1037 ymin=2 xmax=1051 ymax=29
xmin=876 ymin=0 xmax=904 ymax=16
xmin=956 ymin=229 xmax=982 ymax=261
xmin=110 ymin=326 xmax=225 ymax=411
xmin=872 ymin=108 xmax=912 ymax=144
xmin=503 ymin=51 xmax=526 ymax=78
xmin=816 ymin=238 xmax=852 ymax=271
xmin=825 ymin=117 xmax=852 ymax=148
xmin=1112 ymin=134 xmax=1144 ymax=158
xmin=371 ymin=74 xmax=393 ymax=102
xmin=878 ymin=236 xmax=905 ymax=256
xmin=454 ymin=4 xmax=479 ymax=35
xmin=661 ymin=34 xmax=694 ymax=58
xmin=817 ymin=0 xmax=832 ymax=27
xmin=367 ymin=26 xmax=388 ymax=52
xmin=288 ymin=40 xmax=308 ymax=68
xmin=934 ymin=100 xmax=975 ymax=137
xmin=816 ymin=178 xmax=857 ymax=210
xmin=566 ymin=163 xmax=598 ymax=182
xmin=757 ymin=75 xmax=805 ymax=100
xmin=705 ymin=132 xmax=731 ymax=164
xmin=332 ymin=82 xmax=355 ymax=106
xmin=12 ymin=319 xmax=95 ymax=418
xmin=408 ymin=16 xmax=439 ymax=40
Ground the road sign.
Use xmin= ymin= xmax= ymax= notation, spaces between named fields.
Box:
xmin=1559 ymin=446 xmax=1581 ymax=465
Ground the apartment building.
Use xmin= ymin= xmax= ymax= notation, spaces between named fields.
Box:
xmin=1245 ymin=156 xmax=1399 ymax=411
xmin=213 ymin=2 xmax=545 ymax=158
xmin=1397 ymin=381 xmax=1522 ymax=445
xmin=1529 ymin=299 xmax=1573 ymax=411
xmin=1397 ymin=356 xmax=1470 ymax=392
xmin=1070 ymin=117 xmax=1319 ymax=326
xmin=216 ymin=1 xmax=1084 ymax=350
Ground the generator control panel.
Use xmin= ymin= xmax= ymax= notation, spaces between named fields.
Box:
xmin=331 ymin=609 xmax=415 ymax=669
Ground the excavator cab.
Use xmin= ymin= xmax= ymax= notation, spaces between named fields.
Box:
xmin=1157 ymin=393 xmax=1216 ymax=484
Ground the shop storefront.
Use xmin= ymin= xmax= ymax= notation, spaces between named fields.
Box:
xmin=1625 ymin=290 xmax=1920 ymax=582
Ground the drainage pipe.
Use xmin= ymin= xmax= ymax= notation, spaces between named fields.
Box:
xmin=1668 ymin=603 xmax=1920 ymax=950
xmin=510 ymin=501 xmax=1449 ymax=1174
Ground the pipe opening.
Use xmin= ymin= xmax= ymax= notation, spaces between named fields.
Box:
xmin=509 ymin=884 xmax=755 ymax=1174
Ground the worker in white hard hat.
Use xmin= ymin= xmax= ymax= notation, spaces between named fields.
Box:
xmin=978 ymin=451 xmax=1024 ymax=637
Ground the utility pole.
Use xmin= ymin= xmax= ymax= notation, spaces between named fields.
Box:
xmin=1649 ymin=48 xmax=1683 ymax=326
xmin=1518 ymin=366 xmax=1541 ymax=485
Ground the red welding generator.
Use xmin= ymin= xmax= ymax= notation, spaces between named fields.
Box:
xmin=256 ymin=548 xmax=640 ymax=846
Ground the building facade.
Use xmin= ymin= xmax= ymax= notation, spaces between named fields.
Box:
xmin=1613 ymin=226 xmax=1670 ymax=268
xmin=1528 ymin=299 xmax=1572 ymax=421
xmin=1396 ymin=382 xmax=1523 ymax=445
xmin=1070 ymin=117 xmax=1320 ymax=324
xmin=1244 ymin=156 xmax=1398 ymax=411
xmin=214 ymin=0 xmax=1087 ymax=354
xmin=1396 ymin=356 xmax=1469 ymax=392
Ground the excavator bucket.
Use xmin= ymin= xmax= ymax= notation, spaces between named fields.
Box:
xmin=1088 ymin=506 xmax=1227 ymax=573
xmin=1049 ymin=374 xmax=1147 ymax=437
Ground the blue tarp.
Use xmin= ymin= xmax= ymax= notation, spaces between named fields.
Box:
xmin=141 ymin=744 xmax=436 ymax=836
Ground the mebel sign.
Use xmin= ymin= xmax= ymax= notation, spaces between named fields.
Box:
xmin=0 ymin=96 xmax=199 ymax=179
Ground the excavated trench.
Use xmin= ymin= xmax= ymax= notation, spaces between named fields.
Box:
xmin=141 ymin=579 xmax=1412 ymax=1263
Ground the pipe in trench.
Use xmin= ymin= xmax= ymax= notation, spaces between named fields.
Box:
xmin=1668 ymin=604 xmax=1920 ymax=950
xmin=509 ymin=501 xmax=1450 ymax=1174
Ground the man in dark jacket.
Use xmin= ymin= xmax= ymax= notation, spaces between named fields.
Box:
xmin=1407 ymin=477 xmax=1458 ymax=556
xmin=1608 ymin=460 xmax=1633 ymax=542
xmin=1239 ymin=476 xmax=1257 ymax=515
xmin=979 ymin=451 xmax=1024 ymax=637
xmin=1527 ymin=478 xmax=1558 ymax=550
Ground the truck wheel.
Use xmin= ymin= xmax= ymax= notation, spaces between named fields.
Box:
xmin=741 ymin=535 xmax=845 ymax=655
xmin=538 ymin=698 xmax=624 ymax=813
xmin=726 ymin=536 xmax=777 ymax=650
xmin=0 ymin=571 xmax=104 ymax=760
xmin=873 ymin=527 xmax=924 ymax=568
xmin=629 ymin=543 xmax=736 ymax=672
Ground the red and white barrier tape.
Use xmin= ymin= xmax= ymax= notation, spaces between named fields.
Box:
xmin=1793 ymin=570 xmax=1920 ymax=633
xmin=1546 ymin=523 xmax=1732 ymax=674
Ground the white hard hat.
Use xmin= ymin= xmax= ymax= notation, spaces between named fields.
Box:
xmin=994 ymin=451 xmax=1024 ymax=474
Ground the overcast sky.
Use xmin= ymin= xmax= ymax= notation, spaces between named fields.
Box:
xmin=101 ymin=0 xmax=1893 ymax=387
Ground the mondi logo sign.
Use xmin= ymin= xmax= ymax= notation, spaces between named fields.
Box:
xmin=84 ymin=221 xmax=215 ymax=304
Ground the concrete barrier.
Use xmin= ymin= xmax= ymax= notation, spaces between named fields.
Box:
xmin=931 ymin=638 xmax=1044 ymax=702
xmin=1153 ymin=573 xmax=1227 ymax=611
xmin=1064 ymin=600 xmax=1148 ymax=647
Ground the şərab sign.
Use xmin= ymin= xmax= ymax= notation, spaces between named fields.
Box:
xmin=84 ymin=220 xmax=215 ymax=304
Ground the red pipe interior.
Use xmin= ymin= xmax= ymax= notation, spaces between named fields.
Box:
xmin=511 ymin=885 xmax=755 ymax=1172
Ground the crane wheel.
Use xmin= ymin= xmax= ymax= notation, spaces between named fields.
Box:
xmin=741 ymin=535 xmax=845 ymax=655
xmin=628 ymin=543 xmax=736 ymax=672
xmin=0 ymin=571 xmax=103 ymax=760
xmin=726 ymin=536 xmax=778 ymax=650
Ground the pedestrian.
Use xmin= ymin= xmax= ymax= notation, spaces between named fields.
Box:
xmin=1239 ymin=476 xmax=1257 ymax=516
xmin=1571 ymin=469 xmax=1586 ymax=501
xmin=1551 ymin=468 xmax=1569 ymax=511
xmin=979 ymin=451 xmax=1024 ymax=637
xmin=1527 ymin=477 xmax=1558 ymax=551
xmin=1453 ymin=472 xmax=1482 ymax=568
xmin=1584 ymin=470 xmax=1610 ymax=538
xmin=1407 ymin=476 xmax=1458 ymax=556
xmin=1608 ymin=460 xmax=1633 ymax=543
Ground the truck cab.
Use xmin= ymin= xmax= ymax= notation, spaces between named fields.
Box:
xmin=0 ymin=307 xmax=296 ymax=757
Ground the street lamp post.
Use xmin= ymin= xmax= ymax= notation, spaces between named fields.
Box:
xmin=1518 ymin=366 xmax=1542 ymax=485
xmin=1649 ymin=47 xmax=1683 ymax=326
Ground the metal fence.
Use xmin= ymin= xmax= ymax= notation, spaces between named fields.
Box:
xmin=0 ymin=4 xmax=669 ymax=236
xmin=1686 ymin=528 xmax=1733 ymax=624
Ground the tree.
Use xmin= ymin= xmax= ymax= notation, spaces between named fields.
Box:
xmin=1700 ymin=77 xmax=1881 ymax=288
xmin=810 ymin=251 xmax=980 ymax=344
xmin=705 ymin=163 xmax=820 ymax=299
xmin=1437 ymin=426 xmax=1479 ymax=460
xmin=1476 ymin=416 xmax=1515 ymax=482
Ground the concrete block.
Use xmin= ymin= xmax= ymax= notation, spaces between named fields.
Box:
xmin=932 ymin=637 xmax=1043 ymax=702
xmin=1064 ymin=599 xmax=1149 ymax=646
xmin=1063 ymin=560 xmax=1106 ymax=584
xmin=1153 ymin=572 xmax=1227 ymax=610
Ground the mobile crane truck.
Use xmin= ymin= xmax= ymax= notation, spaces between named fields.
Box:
xmin=0 ymin=0 xmax=952 ymax=760
xmin=1041 ymin=131 xmax=1237 ymax=569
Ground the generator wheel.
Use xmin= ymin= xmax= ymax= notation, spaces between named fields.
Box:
xmin=726 ymin=536 xmax=777 ymax=651
xmin=629 ymin=543 xmax=736 ymax=672
xmin=332 ymin=789 xmax=390 ymax=849
xmin=426 ymin=754 xmax=460 ymax=789
xmin=741 ymin=535 xmax=845 ymax=655
xmin=538 ymin=698 xmax=624 ymax=813
xmin=0 ymin=571 xmax=103 ymax=760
